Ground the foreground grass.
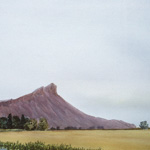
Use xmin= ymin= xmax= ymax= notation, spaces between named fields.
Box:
xmin=0 ymin=130 xmax=150 ymax=150
xmin=0 ymin=141 xmax=101 ymax=150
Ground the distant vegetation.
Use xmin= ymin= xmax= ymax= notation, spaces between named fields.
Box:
xmin=51 ymin=126 xmax=104 ymax=130
xmin=2 ymin=114 xmax=148 ymax=131
xmin=0 ymin=114 xmax=48 ymax=131
xmin=0 ymin=114 xmax=105 ymax=131
xmin=0 ymin=141 xmax=101 ymax=150
xmin=139 ymin=121 xmax=149 ymax=129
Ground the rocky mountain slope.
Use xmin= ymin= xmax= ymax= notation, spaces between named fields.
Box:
xmin=0 ymin=83 xmax=135 ymax=129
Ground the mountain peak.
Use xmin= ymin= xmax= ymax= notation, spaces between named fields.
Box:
xmin=33 ymin=83 xmax=57 ymax=95
xmin=44 ymin=83 xmax=57 ymax=94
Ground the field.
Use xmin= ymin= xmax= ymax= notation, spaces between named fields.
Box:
xmin=0 ymin=130 xmax=150 ymax=150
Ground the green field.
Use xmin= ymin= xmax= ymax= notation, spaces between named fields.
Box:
xmin=0 ymin=130 xmax=150 ymax=150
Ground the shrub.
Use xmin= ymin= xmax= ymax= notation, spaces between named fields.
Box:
xmin=37 ymin=118 xmax=49 ymax=130
xmin=0 ymin=141 xmax=102 ymax=150
xmin=97 ymin=126 xmax=104 ymax=129
xmin=88 ymin=126 xmax=95 ymax=130
xmin=24 ymin=119 xmax=38 ymax=130
xmin=64 ymin=126 xmax=77 ymax=130
xmin=51 ymin=127 xmax=56 ymax=130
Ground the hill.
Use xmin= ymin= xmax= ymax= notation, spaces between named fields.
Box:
xmin=0 ymin=83 xmax=135 ymax=129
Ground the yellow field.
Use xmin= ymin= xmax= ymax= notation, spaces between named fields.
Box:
xmin=0 ymin=130 xmax=150 ymax=150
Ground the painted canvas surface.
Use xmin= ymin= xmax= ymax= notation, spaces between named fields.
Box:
xmin=0 ymin=1 xmax=150 ymax=150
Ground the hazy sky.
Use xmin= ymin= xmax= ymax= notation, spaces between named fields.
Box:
xmin=0 ymin=0 xmax=150 ymax=126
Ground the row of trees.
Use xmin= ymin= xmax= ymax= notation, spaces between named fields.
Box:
xmin=0 ymin=114 xmax=103 ymax=131
xmin=0 ymin=114 xmax=26 ymax=129
xmin=50 ymin=126 xmax=104 ymax=130
xmin=24 ymin=118 xmax=48 ymax=130
xmin=0 ymin=114 xmax=48 ymax=130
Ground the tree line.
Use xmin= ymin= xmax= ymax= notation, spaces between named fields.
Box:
xmin=0 ymin=114 xmax=105 ymax=130
xmin=0 ymin=114 xmax=48 ymax=130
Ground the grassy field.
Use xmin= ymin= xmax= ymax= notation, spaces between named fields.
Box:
xmin=0 ymin=130 xmax=150 ymax=150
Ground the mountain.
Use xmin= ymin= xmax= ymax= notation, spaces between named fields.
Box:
xmin=0 ymin=83 xmax=135 ymax=129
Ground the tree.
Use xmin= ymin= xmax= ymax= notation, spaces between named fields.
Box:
xmin=139 ymin=121 xmax=149 ymax=129
xmin=64 ymin=126 xmax=77 ymax=130
xmin=24 ymin=119 xmax=37 ymax=130
xmin=88 ymin=126 xmax=95 ymax=130
xmin=50 ymin=127 xmax=56 ymax=130
xmin=37 ymin=118 xmax=49 ymax=130
xmin=20 ymin=114 xmax=26 ymax=129
xmin=97 ymin=126 xmax=104 ymax=129
xmin=7 ymin=114 xmax=12 ymax=129
xmin=12 ymin=116 xmax=21 ymax=129
xmin=0 ymin=117 xmax=7 ymax=129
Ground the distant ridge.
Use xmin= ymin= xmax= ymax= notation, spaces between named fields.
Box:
xmin=0 ymin=83 xmax=136 ymax=129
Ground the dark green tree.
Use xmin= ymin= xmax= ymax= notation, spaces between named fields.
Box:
xmin=0 ymin=117 xmax=7 ymax=129
xmin=7 ymin=114 xmax=12 ymax=129
xmin=12 ymin=116 xmax=21 ymax=129
xmin=139 ymin=121 xmax=149 ymax=129
xmin=20 ymin=114 xmax=26 ymax=129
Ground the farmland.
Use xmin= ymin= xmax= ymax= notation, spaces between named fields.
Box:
xmin=0 ymin=130 xmax=150 ymax=150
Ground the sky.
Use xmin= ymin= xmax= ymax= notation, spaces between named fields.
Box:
xmin=0 ymin=0 xmax=150 ymax=126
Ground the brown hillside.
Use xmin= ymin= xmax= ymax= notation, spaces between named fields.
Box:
xmin=0 ymin=83 xmax=135 ymax=129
